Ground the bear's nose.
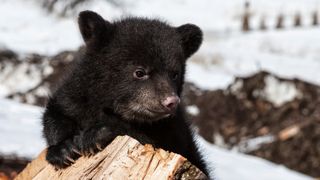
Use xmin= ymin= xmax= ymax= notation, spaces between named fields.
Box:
xmin=161 ymin=96 xmax=180 ymax=112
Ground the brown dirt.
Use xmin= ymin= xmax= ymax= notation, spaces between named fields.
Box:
xmin=183 ymin=71 xmax=320 ymax=177
xmin=0 ymin=156 xmax=29 ymax=180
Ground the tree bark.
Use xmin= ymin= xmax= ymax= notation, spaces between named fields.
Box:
xmin=15 ymin=136 xmax=208 ymax=180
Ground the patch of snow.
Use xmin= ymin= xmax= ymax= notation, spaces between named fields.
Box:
xmin=49 ymin=0 xmax=320 ymax=32
xmin=213 ymin=133 xmax=227 ymax=148
xmin=229 ymin=79 xmax=243 ymax=94
xmin=188 ymin=28 xmax=320 ymax=90
xmin=0 ymin=0 xmax=82 ymax=55
xmin=196 ymin=136 xmax=311 ymax=180
xmin=0 ymin=98 xmax=45 ymax=158
xmin=0 ymin=62 xmax=43 ymax=97
xmin=2 ymin=0 xmax=320 ymax=55
xmin=186 ymin=62 xmax=235 ymax=90
xmin=43 ymin=65 xmax=54 ymax=76
xmin=35 ymin=86 xmax=51 ymax=97
xmin=186 ymin=105 xmax=200 ymax=116
xmin=234 ymin=135 xmax=276 ymax=153
xmin=262 ymin=75 xmax=301 ymax=106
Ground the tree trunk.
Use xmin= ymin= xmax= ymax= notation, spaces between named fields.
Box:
xmin=15 ymin=136 xmax=208 ymax=180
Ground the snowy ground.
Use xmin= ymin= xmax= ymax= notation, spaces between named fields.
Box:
xmin=0 ymin=0 xmax=318 ymax=179
xmin=0 ymin=99 xmax=45 ymax=158
xmin=0 ymin=98 xmax=311 ymax=180
xmin=198 ymin=137 xmax=311 ymax=180
xmin=1 ymin=0 xmax=320 ymax=91
xmin=189 ymin=28 xmax=320 ymax=90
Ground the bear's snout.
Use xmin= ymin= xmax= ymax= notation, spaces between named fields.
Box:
xmin=161 ymin=95 xmax=180 ymax=113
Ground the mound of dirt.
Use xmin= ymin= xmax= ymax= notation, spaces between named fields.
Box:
xmin=0 ymin=156 xmax=29 ymax=179
xmin=183 ymin=71 xmax=320 ymax=177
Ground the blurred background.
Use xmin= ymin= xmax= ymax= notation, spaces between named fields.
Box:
xmin=0 ymin=0 xmax=319 ymax=179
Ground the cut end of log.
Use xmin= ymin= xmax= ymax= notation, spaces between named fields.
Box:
xmin=15 ymin=136 xmax=208 ymax=180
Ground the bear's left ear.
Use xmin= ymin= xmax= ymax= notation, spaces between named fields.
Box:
xmin=78 ymin=10 xmax=112 ymax=51
xmin=176 ymin=24 xmax=203 ymax=59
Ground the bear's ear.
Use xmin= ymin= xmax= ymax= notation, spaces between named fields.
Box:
xmin=78 ymin=10 xmax=112 ymax=50
xmin=176 ymin=24 xmax=203 ymax=59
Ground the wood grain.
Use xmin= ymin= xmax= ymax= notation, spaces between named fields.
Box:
xmin=15 ymin=136 xmax=208 ymax=180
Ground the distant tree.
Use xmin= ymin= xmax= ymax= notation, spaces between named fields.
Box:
xmin=275 ymin=14 xmax=284 ymax=29
xmin=294 ymin=12 xmax=302 ymax=27
xmin=312 ymin=11 xmax=318 ymax=26
xmin=259 ymin=16 xmax=267 ymax=30
xmin=242 ymin=1 xmax=251 ymax=32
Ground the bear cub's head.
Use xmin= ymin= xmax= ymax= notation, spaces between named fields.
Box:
xmin=77 ymin=11 xmax=202 ymax=122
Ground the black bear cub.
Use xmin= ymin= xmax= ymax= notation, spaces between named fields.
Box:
xmin=42 ymin=10 xmax=209 ymax=176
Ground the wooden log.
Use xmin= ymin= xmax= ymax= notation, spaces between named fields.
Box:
xmin=15 ymin=136 xmax=208 ymax=180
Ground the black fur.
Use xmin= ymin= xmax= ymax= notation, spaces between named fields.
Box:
xmin=42 ymin=10 xmax=209 ymax=176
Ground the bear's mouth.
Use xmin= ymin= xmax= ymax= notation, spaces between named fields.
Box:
xmin=146 ymin=108 xmax=170 ymax=115
xmin=146 ymin=109 xmax=171 ymax=120
xmin=132 ymin=105 xmax=172 ymax=121
xmin=140 ymin=109 xmax=171 ymax=121
xmin=145 ymin=108 xmax=171 ymax=118
xmin=117 ymin=103 xmax=172 ymax=122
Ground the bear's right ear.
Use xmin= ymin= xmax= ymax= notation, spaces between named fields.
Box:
xmin=78 ymin=11 xmax=112 ymax=50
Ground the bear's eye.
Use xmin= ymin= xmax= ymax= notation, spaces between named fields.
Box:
xmin=134 ymin=68 xmax=148 ymax=79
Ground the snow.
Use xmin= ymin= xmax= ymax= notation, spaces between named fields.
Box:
xmin=261 ymin=75 xmax=301 ymax=107
xmin=0 ymin=0 xmax=82 ymax=55
xmin=0 ymin=62 xmax=42 ymax=97
xmin=43 ymin=0 xmax=320 ymax=32
xmin=187 ymin=28 xmax=320 ymax=91
xmin=1 ymin=0 xmax=320 ymax=55
xmin=229 ymin=74 xmax=302 ymax=107
xmin=0 ymin=98 xmax=311 ymax=179
xmin=234 ymin=134 xmax=275 ymax=153
xmin=197 ymin=136 xmax=311 ymax=180
xmin=186 ymin=105 xmax=200 ymax=116
xmin=0 ymin=99 xmax=45 ymax=158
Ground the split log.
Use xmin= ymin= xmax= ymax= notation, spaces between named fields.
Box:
xmin=15 ymin=136 xmax=208 ymax=180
